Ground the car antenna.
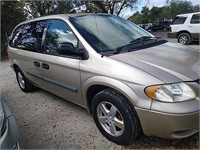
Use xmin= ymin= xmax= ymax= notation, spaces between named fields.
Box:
xmin=94 ymin=14 xmax=104 ymax=58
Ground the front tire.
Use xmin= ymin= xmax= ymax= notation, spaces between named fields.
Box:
xmin=92 ymin=89 xmax=141 ymax=145
xmin=177 ymin=33 xmax=191 ymax=45
xmin=16 ymin=68 xmax=35 ymax=92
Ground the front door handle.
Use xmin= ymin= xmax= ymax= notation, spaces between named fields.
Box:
xmin=42 ymin=63 xmax=49 ymax=70
xmin=33 ymin=61 xmax=40 ymax=67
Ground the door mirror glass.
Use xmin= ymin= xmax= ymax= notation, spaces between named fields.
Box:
xmin=58 ymin=42 xmax=88 ymax=59
xmin=58 ymin=42 xmax=76 ymax=55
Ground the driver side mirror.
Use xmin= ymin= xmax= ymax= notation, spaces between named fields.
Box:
xmin=58 ymin=42 xmax=88 ymax=60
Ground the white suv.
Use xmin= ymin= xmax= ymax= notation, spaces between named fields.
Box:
xmin=168 ymin=12 xmax=200 ymax=45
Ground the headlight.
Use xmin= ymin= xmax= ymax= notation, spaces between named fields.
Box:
xmin=145 ymin=82 xmax=196 ymax=102
xmin=0 ymin=102 xmax=4 ymax=132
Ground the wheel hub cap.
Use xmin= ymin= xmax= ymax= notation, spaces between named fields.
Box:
xmin=97 ymin=101 xmax=124 ymax=137
xmin=180 ymin=35 xmax=187 ymax=44
xmin=17 ymin=72 xmax=25 ymax=89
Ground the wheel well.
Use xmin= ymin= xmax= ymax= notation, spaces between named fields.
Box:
xmin=86 ymin=85 xmax=135 ymax=114
xmin=86 ymin=85 xmax=108 ymax=113
xmin=177 ymin=30 xmax=191 ymax=38
xmin=13 ymin=64 xmax=19 ymax=72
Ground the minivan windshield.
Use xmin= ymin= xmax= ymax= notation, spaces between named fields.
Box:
xmin=69 ymin=14 xmax=154 ymax=53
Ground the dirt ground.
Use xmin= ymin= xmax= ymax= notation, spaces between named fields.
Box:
xmin=0 ymin=32 xmax=199 ymax=149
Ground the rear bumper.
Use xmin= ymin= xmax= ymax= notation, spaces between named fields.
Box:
xmin=167 ymin=32 xmax=177 ymax=38
xmin=0 ymin=100 xmax=20 ymax=149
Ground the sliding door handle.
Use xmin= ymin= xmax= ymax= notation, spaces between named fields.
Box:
xmin=33 ymin=61 xmax=40 ymax=67
xmin=42 ymin=63 xmax=49 ymax=70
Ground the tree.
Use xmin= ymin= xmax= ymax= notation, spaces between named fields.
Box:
xmin=22 ymin=0 xmax=74 ymax=18
xmin=140 ymin=6 xmax=150 ymax=23
xmin=161 ymin=6 xmax=171 ymax=20
xmin=22 ymin=0 xmax=139 ymax=18
xmin=129 ymin=0 xmax=200 ymax=24
xmin=129 ymin=12 xmax=143 ymax=24
xmin=1 ymin=0 xmax=139 ymax=59
xmin=193 ymin=4 xmax=200 ymax=12
xmin=1 ymin=1 xmax=26 ymax=59
xmin=86 ymin=0 xmax=138 ymax=16
xmin=166 ymin=0 xmax=199 ymax=18
xmin=150 ymin=6 xmax=162 ymax=22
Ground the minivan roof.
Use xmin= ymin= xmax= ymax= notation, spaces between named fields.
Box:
xmin=16 ymin=13 xmax=109 ymax=26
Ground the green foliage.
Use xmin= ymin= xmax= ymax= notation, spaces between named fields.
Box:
xmin=87 ymin=0 xmax=138 ymax=15
xmin=129 ymin=0 xmax=200 ymax=24
xmin=1 ymin=0 xmax=198 ymax=58
xmin=150 ymin=7 xmax=162 ymax=22
xmin=167 ymin=0 xmax=197 ymax=18
xmin=1 ymin=0 xmax=139 ymax=59
xmin=21 ymin=1 xmax=139 ymax=18
xmin=1 ymin=1 xmax=26 ymax=57
xmin=21 ymin=0 xmax=74 ymax=18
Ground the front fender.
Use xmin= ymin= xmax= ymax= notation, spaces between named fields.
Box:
xmin=82 ymin=76 xmax=139 ymax=111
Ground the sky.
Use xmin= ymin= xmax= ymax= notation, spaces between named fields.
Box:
xmin=120 ymin=0 xmax=200 ymax=18
xmin=140 ymin=0 xmax=200 ymax=9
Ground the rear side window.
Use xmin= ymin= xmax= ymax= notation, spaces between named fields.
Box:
xmin=172 ymin=16 xmax=187 ymax=25
xmin=190 ymin=14 xmax=200 ymax=24
xmin=10 ymin=20 xmax=46 ymax=52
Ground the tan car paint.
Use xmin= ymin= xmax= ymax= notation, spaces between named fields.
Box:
xmin=8 ymin=14 xmax=199 ymax=140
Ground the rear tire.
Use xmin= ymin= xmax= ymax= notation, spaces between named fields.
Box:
xmin=16 ymin=68 xmax=35 ymax=92
xmin=177 ymin=33 xmax=191 ymax=45
xmin=92 ymin=89 xmax=141 ymax=145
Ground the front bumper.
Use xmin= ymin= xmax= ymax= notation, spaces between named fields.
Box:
xmin=0 ymin=100 xmax=20 ymax=149
xmin=136 ymin=81 xmax=199 ymax=139
xmin=136 ymin=107 xmax=199 ymax=139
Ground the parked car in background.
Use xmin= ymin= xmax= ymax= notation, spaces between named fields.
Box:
xmin=151 ymin=21 xmax=171 ymax=32
xmin=168 ymin=12 xmax=200 ymax=45
xmin=8 ymin=13 xmax=199 ymax=145
xmin=137 ymin=24 xmax=143 ymax=28
xmin=144 ymin=23 xmax=153 ymax=32
xmin=0 ymin=98 xmax=20 ymax=149
xmin=137 ymin=23 xmax=152 ymax=32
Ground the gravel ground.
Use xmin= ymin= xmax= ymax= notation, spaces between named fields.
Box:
xmin=0 ymin=32 xmax=199 ymax=149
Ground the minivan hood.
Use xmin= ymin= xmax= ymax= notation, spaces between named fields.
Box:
xmin=110 ymin=42 xmax=200 ymax=83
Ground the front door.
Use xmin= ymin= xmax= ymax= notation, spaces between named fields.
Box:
xmin=39 ymin=19 xmax=83 ymax=106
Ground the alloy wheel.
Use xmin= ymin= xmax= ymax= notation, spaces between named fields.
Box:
xmin=97 ymin=101 xmax=124 ymax=137
xmin=17 ymin=71 xmax=25 ymax=89
xmin=179 ymin=35 xmax=188 ymax=44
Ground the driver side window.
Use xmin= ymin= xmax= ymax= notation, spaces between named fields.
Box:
xmin=44 ymin=19 xmax=78 ymax=54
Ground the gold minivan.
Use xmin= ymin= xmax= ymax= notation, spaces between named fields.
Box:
xmin=8 ymin=13 xmax=199 ymax=145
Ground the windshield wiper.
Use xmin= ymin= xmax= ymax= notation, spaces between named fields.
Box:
xmin=129 ymin=36 xmax=159 ymax=44
xmin=113 ymin=36 xmax=160 ymax=54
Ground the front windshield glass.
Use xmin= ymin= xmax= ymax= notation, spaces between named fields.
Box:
xmin=69 ymin=14 xmax=153 ymax=53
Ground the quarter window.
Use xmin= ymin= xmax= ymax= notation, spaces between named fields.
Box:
xmin=190 ymin=14 xmax=200 ymax=24
xmin=10 ymin=21 xmax=46 ymax=52
xmin=44 ymin=20 xmax=78 ymax=54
